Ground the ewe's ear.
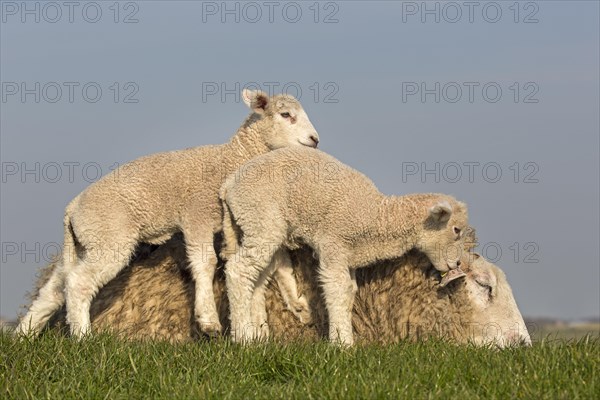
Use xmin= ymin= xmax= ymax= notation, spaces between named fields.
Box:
xmin=242 ymin=89 xmax=269 ymax=114
xmin=429 ymin=201 xmax=453 ymax=223
xmin=440 ymin=268 xmax=466 ymax=287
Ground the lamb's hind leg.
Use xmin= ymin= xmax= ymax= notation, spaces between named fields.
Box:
xmin=272 ymin=250 xmax=311 ymax=324
xmin=226 ymin=241 xmax=282 ymax=343
xmin=317 ymin=245 xmax=356 ymax=346
xmin=65 ymin=241 xmax=136 ymax=338
xmin=250 ymin=260 xmax=276 ymax=340
xmin=186 ymin=233 xmax=222 ymax=337
xmin=250 ymin=248 xmax=311 ymax=339
xmin=15 ymin=263 xmax=66 ymax=336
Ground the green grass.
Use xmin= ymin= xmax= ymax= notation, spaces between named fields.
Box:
xmin=1 ymin=332 xmax=598 ymax=399
xmin=529 ymin=323 xmax=600 ymax=342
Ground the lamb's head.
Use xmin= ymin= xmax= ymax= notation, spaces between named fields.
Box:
xmin=417 ymin=196 xmax=469 ymax=274
xmin=242 ymin=89 xmax=319 ymax=149
xmin=460 ymin=253 xmax=531 ymax=347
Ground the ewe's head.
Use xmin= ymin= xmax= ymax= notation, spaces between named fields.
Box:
xmin=460 ymin=253 xmax=531 ymax=347
xmin=417 ymin=196 xmax=469 ymax=273
xmin=242 ymin=89 xmax=319 ymax=149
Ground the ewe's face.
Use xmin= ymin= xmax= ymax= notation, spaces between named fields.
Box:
xmin=243 ymin=89 xmax=319 ymax=150
xmin=419 ymin=200 xmax=469 ymax=273
xmin=463 ymin=254 xmax=532 ymax=347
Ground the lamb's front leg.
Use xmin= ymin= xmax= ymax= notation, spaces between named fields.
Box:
xmin=318 ymin=253 xmax=356 ymax=346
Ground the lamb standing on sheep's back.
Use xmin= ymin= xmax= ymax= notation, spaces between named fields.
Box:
xmin=220 ymin=147 xmax=470 ymax=345
xmin=16 ymin=89 xmax=319 ymax=338
xmin=28 ymin=231 xmax=531 ymax=346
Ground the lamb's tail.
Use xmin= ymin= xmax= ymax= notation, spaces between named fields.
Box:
xmin=62 ymin=204 xmax=79 ymax=269
xmin=219 ymin=184 xmax=241 ymax=262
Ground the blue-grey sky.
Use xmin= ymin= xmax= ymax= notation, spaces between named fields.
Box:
xmin=1 ymin=1 xmax=598 ymax=321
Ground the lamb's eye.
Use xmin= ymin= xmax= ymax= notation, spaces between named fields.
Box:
xmin=280 ymin=112 xmax=291 ymax=119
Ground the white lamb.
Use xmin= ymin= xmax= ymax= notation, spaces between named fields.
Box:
xmin=16 ymin=89 xmax=319 ymax=338
xmin=220 ymin=147 xmax=469 ymax=346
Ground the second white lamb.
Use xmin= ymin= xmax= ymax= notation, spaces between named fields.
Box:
xmin=220 ymin=147 xmax=469 ymax=346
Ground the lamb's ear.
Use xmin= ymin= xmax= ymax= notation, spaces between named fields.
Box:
xmin=242 ymin=89 xmax=269 ymax=114
xmin=429 ymin=201 xmax=452 ymax=223
xmin=464 ymin=227 xmax=477 ymax=250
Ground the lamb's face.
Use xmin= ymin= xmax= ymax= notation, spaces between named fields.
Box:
xmin=242 ymin=89 xmax=319 ymax=149
xmin=462 ymin=253 xmax=531 ymax=347
xmin=419 ymin=199 xmax=469 ymax=273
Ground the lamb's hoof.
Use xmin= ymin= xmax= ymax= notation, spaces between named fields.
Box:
xmin=13 ymin=325 xmax=27 ymax=336
xmin=199 ymin=321 xmax=222 ymax=337
xmin=67 ymin=321 xmax=92 ymax=340
xmin=256 ymin=323 xmax=270 ymax=341
xmin=331 ymin=336 xmax=354 ymax=348
xmin=440 ymin=268 xmax=466 ymax=287
xmin=289 ymin=295 xmax=312 ymax=324
xmin=70 ymin=329 xmax=91 ymax=340
xmin=13 ymin=325 xmax=35 ymax=341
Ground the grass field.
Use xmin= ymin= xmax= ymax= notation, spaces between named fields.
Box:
xmin=1 ymin=332 xmax=598 ymax=399
xmin=528 ymin=322 xmax=600 ymax=342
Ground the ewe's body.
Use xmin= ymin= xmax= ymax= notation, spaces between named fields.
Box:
xmin=220 ymin=147 xmax=469 ymax=345
xmin=30 ymin=235 xmax=530 ymax=346
xmin=17 ymin=90 xmax=319 ymax=338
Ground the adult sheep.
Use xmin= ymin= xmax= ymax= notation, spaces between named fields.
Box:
xmin=16 ymin=89 xmax=319 ymax=338
xmin=220 ymin=147 xmax=470 ymax=345
xmin=25 ymin=231 xmax=531 ymax=347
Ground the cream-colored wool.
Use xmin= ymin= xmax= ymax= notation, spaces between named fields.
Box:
xmin=16 ymin=89 xmax=319 ymax=338
xmin=220 ymin=147 xmax=470 ymax=345
xmin=25 ymin=231 xmax=530 ymax=346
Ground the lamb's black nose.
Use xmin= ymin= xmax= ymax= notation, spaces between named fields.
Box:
xmin=310 ymin=136 xmax=319 ymax=146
